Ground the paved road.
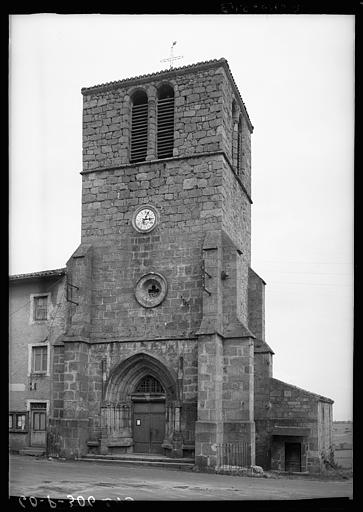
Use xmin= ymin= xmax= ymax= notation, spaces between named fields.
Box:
xmin=9 ymin=455 xmax=353 ymax=501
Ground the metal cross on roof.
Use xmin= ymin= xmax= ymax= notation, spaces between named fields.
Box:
xmin=160 ymin=41 xmax=183 ymax=69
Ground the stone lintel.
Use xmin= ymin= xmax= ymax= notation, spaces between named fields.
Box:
xmin=272 ymin=426 xmax=311 ymax=437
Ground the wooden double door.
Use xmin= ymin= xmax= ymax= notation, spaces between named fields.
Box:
xmin=133 ymin=401 xmax=165 ymax=454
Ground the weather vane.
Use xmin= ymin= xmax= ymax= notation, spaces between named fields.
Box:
xmin=160 ymin=41 xmax=183 ymax=69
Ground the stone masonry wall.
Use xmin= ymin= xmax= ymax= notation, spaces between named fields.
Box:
xmin=80 ymin=156 xmax=228 ymax=341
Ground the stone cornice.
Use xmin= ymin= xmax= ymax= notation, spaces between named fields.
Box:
xmin=62 ymin=335 xmax=198 ymax=344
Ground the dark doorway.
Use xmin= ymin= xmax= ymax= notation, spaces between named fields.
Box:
xmin=133 ymin=401 xmax=165 ymax=454
xmin=285 ymin=442 xmax=301 ymax=472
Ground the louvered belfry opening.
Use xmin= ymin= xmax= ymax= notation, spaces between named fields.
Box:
xmin=157 ymin=84 xmax=175 ymax=159
xmin=130 ymin=90 xmax=148 ymax=163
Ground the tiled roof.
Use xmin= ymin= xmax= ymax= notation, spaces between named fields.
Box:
xmin=9 ymin=268 xmax=66 ymax=282
xmin=81 ymin=58 xmax=227 ymax=93
xmin=81 ymin=58 xmax=253 ymax=131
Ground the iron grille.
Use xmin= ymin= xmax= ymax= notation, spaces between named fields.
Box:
xmin=31 ymin=402 xmax=47 ymax=409
xmin=216 ymin=442 xmax=249 ymax=470
xmin=135 ymin=375 xmax=164 ymax=393
xmin=157 ymin=97 xmax=174 ymax=159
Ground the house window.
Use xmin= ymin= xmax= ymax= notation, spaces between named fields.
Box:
xmin=33 ymin=295 xmax=48 ymax=321
xmin=157 ymin=84 xmax=174 ymax=159
xmin=130 ymin=90 xmax=148 ymax=163
xmin=32 ymin=346 xmax=48 ymax=373
xmin=9 ymin=412 xmax=28 ymax=431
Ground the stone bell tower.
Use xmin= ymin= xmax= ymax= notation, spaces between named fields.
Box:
xmin=52 ymin=58 xmax=257 ymax=467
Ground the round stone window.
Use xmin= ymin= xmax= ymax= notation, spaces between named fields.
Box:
xmin=135 ymin=272 xmax=168 ymax=308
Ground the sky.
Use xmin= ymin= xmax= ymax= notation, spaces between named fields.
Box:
xmin=9 ymin=14 xmax=354 ymax=421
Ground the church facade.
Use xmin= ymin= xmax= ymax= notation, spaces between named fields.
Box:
xmin=10 ymin=59 xmax=334 ymax=473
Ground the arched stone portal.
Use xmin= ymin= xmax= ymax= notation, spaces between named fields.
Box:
xmin=101 ymin=353 xmax=182 ymax=457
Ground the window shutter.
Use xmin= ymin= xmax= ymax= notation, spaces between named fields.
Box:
xmin=157 ymin=94 xmax=174 ymax=159
xmin=130 ymin=100 xmax=148 ymax=163
xmin=34 ymin=295 xmax=48 ymax=321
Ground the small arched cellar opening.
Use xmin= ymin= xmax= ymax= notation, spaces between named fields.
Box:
xmin=101 ymin=353 xmax=180 ymax=457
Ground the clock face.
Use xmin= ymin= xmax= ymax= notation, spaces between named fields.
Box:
xmin=133 ymin=206 xmax=158 ymax=233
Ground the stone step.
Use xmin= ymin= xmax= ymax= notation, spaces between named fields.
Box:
xmin=19 ymin=447 xmax=46 ymax=457
xmin=78 ymin=454 xmax=195 ymax=471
